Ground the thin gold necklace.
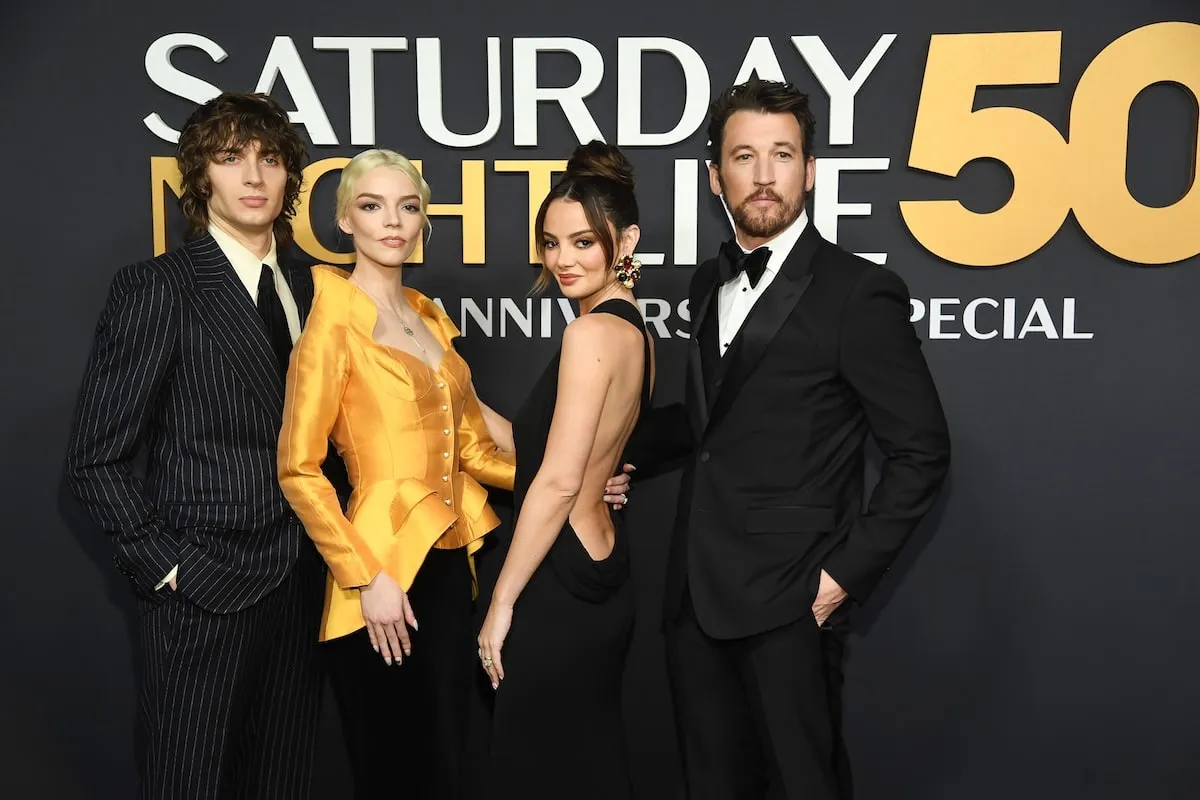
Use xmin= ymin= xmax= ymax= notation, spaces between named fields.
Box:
xmin=350 ymin=279 xmax=427 ymax=354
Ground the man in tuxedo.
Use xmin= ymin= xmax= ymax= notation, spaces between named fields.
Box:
xmin=65 ymin=92 xmax=327 ymax=799
xmin=635 ymin=78 xmax=951 ymax=799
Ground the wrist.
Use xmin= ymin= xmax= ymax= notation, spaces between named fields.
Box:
xmin=491 ymin=587 xmax=518 ymax=609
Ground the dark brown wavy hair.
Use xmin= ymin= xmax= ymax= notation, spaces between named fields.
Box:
xmin=707 ymin=77 xmax=817 ymax=165
xmin=176 ymin=92 xmax=309 ymax=248
xmin=532 ymin=141 xmax=639 ymax=293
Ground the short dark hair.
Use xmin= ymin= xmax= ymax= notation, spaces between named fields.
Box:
xmin=533 ymin=141 xmax=639 ymax=293
xmin=706 ymin=77 xmax=817 ymax=165
xmin=177 ymin=92 xmax=309 ymax=248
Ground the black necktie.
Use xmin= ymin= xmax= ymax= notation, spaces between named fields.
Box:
xmin=717 ymin=240 xmax=772 ymax=289
xmin=257 ymin=264 xmax=293 ymax=377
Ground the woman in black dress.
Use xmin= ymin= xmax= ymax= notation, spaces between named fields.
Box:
xmin=477 ymin=141 xmax=653 ymax=799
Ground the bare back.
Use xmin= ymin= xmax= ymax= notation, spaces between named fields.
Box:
xmin=564 ymin=300 xmax=655 ymax=559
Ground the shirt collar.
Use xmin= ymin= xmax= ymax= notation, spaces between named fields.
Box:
xmin=208 ymin=223 xmax=279 ymax=287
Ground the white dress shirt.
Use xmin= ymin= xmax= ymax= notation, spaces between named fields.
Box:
xmin=208 ymin=223 xmax=302 ymax=344
xmin=157 ymin=225 xmax=303 ymax=590
xmin=716 ymin=209 xmax=810 ymax=356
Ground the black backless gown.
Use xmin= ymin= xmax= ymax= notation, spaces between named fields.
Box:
xmin=484 ymin=299 xmax=651 ymax=799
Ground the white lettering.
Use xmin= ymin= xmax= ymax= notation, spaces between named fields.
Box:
xmin=792 ymin=35 xmax=896 ymax=146
xmin=811 ymin=157 xmax=890 ymax=264
xmin=617 ymin=38 xmax=710 ymax=146
xmin=1062 ymin=298 xmax=1094 ymax=339
xmin=540 ymin=297 xmax=554 ymax=338
xmin=513 ymin=38 xmax=604 ymax=146
xmin=499 ymin=298 xmax=534 ymax=337
xmin=909 ymin=298 xmax=927 ymax=325
xmin=255 ymin=37 xmax=337 ymax=145
xmin=963 ymin=298 xmax=999 ymax=340
xmin=312 ymin=37 xmax=409 ymax=146
xmin=461 ymin=298 xmax=494 ymax=337
xmin=444 ymin=296 xmax=1088 ymax=342
xmin=417 ymin=37 xmax=503 ymax=148
xmin=676 ymin=298 xmax=692 ymax=339
xmin=1018 ymin=298 xmax=1060 ymax=339
xmin=929 ymin=299 xmax=961 ymax=340
xmin=732 ymin=37 xmax=787 ymax=83
xmin=557 ymin=298 xmax=578 ymax=325
xmin=674 ymin=159 xmax=699 ymax=266
xmin=143 ymin=34 xmax=227 ymax=142
xmin=638 ymin=299 xmax=672 ymax=339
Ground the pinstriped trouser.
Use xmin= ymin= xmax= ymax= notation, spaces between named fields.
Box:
xmin=137 ymin=544 xmax=325 ymax=800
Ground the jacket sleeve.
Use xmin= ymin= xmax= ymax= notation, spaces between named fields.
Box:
xmin=278 ymin=297 xmax=381 ymax=589
xmin=66 ymin=261 xmax=183 ymax=594
xmin=822 ymin=267 xmax=951 ymax=602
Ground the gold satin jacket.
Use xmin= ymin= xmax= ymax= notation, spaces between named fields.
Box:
xmin=278 ymin=266 xmax=515 ymax=641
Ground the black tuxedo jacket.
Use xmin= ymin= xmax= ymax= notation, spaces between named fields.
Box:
xmin=66 ymin=234 xmax=341 ymax=614
xmin=631 ymin=224 xmax=950 ymax=639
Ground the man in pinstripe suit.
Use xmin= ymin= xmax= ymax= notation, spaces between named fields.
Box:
xmin=66 ymin=92 xmax=333 ymax=799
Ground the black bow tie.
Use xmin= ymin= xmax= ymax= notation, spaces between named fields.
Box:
xmin=718 ymin=240 xmax=772 ymax=289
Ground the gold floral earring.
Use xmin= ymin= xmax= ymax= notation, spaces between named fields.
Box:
xmin=615 ymin=254 xmax=641 ymax=289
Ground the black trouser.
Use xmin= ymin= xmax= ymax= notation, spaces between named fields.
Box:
xmin=665 ymin=590 xmax=852 ymax=800
xmin=324 ymin=547 xmax=475 ymax=800
xmin=136 ymin=542 xmax=326 ymax=799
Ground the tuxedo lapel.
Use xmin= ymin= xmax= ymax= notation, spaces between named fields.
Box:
xmin=686 ymin=260 xmax=721 ymax=436
xmin=186 ymin=234 xmax=284 ymax=419
xmin=706 ymin=225 xmax=822 ymax=431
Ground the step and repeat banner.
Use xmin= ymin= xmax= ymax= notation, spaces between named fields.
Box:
xmin=4 ymin=0 xmax=1198 ymax=797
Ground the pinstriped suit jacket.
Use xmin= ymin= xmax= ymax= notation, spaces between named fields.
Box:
xmin=67 ymin=234 xmax=324 ymax=614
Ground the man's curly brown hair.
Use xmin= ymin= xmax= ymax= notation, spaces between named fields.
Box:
xmin=176 ymin=92 xmax=309 ymax=248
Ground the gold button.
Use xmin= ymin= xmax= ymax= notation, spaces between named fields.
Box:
xmin=444 ymin=498 xmax=452 ymax=506
xmin=443 ymin=428 xmax=451 ymax=436
xmin=441 ymin=404 xmax=448 ymax=411
xmin=442 ymin=475 xmax=449 ymax=482
xmin=443 ymin=451 xmax=450 ymax=459
xmin=437 ymin=382 xmax=445 ymax=389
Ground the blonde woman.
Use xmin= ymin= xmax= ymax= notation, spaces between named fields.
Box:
xmin=278 ymin=149 xmax=631 ymax=798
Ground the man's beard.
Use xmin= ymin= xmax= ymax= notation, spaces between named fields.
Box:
xmin=727 ymin=184 xmax=805 ymax=241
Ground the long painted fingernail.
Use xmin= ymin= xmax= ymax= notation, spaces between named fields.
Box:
xmin=413 ymin=620 xmax=419 ymax=631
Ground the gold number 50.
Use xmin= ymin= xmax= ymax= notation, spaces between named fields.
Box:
xmin=899 ymin=23 xmax=1200 ymax=267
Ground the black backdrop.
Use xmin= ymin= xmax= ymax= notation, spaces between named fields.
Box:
xmin=3 ymin=1 xmax=1199 ymax=797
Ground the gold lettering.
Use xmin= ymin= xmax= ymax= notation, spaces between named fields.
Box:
xmin=900 ymin=24 xmax=1200 ymax=266
xmin=410 ymin=160 xmax=486 ymax=264
xmin=899 ymin=32 xmax=1070 ymax=267
xmin=294 ymin=157 xmax=353 ymax=265
xmin=1069 ymin=22 xmax=1200 ymax=264
xmin=150 ymin=157 xmax=183 ymax=256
